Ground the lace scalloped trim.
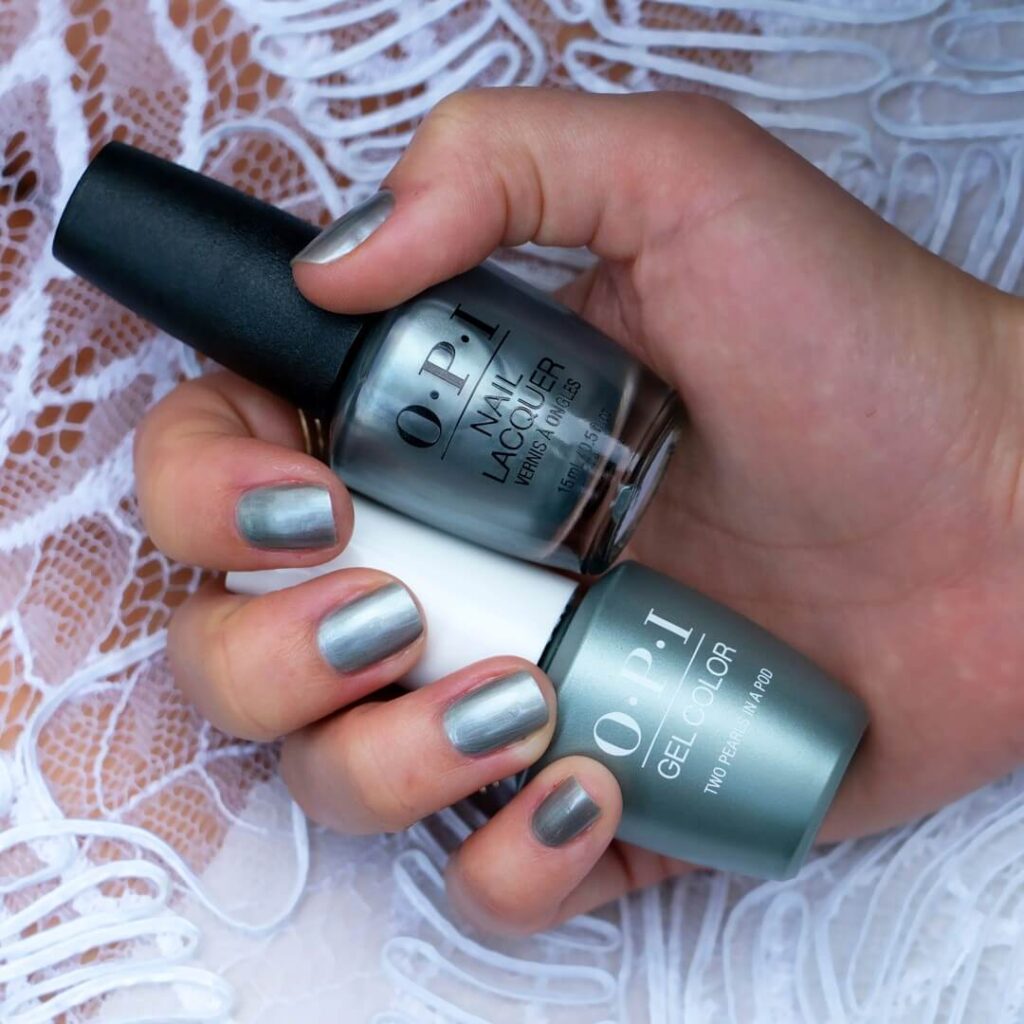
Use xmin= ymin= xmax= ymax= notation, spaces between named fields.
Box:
xmin=2 ymin=0 xmax=1024 ymax=1021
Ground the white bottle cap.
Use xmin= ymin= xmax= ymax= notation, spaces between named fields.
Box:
xmin=226 ymin=496 xmax=578 ymax=688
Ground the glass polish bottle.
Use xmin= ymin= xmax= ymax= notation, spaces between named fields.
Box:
xmin=228 ymin=497 xmax=868 ymax=881
xmin=53 ymin=142 xmax=681 ymax=574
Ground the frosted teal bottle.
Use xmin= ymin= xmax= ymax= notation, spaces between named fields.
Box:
xmin=533 ymin=562 xmax=868 ymax=878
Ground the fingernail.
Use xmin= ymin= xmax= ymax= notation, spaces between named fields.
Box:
xmin=317 ymin=582 xmax=422 ymax=673
xmin=236 ymin=484 xmax=336 ymax=550
xmin=291 ymin=190 xmax=395 ymax=266
xmin=531 ymin=777 xmax=601 ymax=848
xmin=443 ymin=671 xmax=549 ymax=757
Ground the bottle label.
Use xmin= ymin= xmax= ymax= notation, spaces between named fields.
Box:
xmin=331 ymin=265 xmax=643 ymax=567
xmin=392 ymin=296 xmax=615 ymax=503
xmin=395 ymin=299 xmax=607 ymax=496
xmin=590 ymin=605 xmax=776 ymax=800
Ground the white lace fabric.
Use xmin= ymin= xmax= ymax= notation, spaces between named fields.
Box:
xmin=2 ymin=1 xmax=1024 ymax=1021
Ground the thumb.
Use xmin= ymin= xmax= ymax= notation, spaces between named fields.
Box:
xmin=291 ymin=88 xmax=766 ymax=314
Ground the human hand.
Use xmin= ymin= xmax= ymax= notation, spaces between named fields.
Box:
xmin=136 ymin=88 xmax=1024 ymax=935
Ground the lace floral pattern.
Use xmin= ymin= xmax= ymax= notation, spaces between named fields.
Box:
xmin=2 ymin=1 xmax=1023 ymax=1021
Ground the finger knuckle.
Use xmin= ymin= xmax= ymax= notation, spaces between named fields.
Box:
xmin=133 ymin=377 xmax=203 ymax=465
xmin=279 ymin=736 xmax=328 ymax=825
xmin=452 ymin=860 xmax=547 ymax=935
xmin=136 ymin=456 xmax=183 ymax=555
xmin=643 ymin=94 xmax=759 ymax=171
xmin=343 ymin=717 xmax=420 ymax=832
xmin=133 ymin=418 xmax=173 ymax=537
xmin=207 ymin=615 xmax=281 ymax=742
xmin=424 ymin=88 xmax=494 ymax=135
xmin=651 ymin=90 xmax=736 ymax=127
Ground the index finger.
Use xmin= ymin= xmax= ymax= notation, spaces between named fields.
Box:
xmin=134 ymin=369 xmax=352 ymax=570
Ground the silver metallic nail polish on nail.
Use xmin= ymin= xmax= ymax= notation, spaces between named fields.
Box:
xmin=291 ymin=190 xmax=395 ymax=266
xmin=443 ymin=671 xmax=549 ymax=756
xmin=531 ymin=776 xmax=601 ymax=848
xmin=317 ymin=582 xmax=422 ymax=673
xmin=236 ymin=484 xmax=336 ymax=550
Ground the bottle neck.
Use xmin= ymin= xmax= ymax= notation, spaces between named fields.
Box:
xmin=319 ymin=309 xmax=386 ymax=423
xmin=538 ymin=576 xmax=589 ymax=674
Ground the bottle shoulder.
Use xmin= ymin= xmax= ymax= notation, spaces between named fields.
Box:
xmin=542 ymin=561 xmax=645 ymax=670
xmin=329 ymin=307 xmax=403 ymax=434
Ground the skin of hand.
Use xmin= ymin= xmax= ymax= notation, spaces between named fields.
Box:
xmin=133 ymin=89 xmax=1024 ymax=936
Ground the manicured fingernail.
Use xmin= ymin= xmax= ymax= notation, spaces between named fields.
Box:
xmin=236 ymin=484 xmax=336 ymax=550
xmin=317 ymin=582 xmax=422 ymax=673
xmin=443 ymin=671 xmax=549 ymax=757
xmin=291 ymin=190 xmax=395 ymax=266
xmin=531 ymin=777 xmax=601 ymax=848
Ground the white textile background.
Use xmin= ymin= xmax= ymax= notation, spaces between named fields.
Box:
xmin=2 ymin=0 xmax=1024 ymax=1021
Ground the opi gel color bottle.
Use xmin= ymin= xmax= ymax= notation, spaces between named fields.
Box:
xmin=229 ymin=497 xmax=869 ymax=880
xmin=53 ymin=142 xmax=681 ymax=573
xmin=532 ymin=562 xmax=866 ymax=878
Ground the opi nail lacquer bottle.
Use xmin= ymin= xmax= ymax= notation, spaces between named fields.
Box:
xmin=53 ymin=143 xmax=681 ymax=574
xmin=229 ymin=497 xmax=868 ymax=880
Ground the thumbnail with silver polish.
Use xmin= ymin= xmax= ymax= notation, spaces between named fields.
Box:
xmin=317 ymin=582 xmax=422 ymax=673
xmin=291 ymin=190 xmax=395 ymax=266
xmin=236 ymin=484 xmax=336 ymax=550
xmin=443 ymin=671 xmax=549 ymax=756
xmin=531 ymin=776 xmax=601 ymax=848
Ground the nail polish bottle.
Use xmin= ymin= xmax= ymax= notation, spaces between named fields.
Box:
xmin=53 ymin=142 xmax=682 ymax=574
xmin=228 ymin=497 xmax=868 ymax=880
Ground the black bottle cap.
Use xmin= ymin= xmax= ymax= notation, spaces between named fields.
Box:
xmin=52 ymin=141 xmax=369 ymax=418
